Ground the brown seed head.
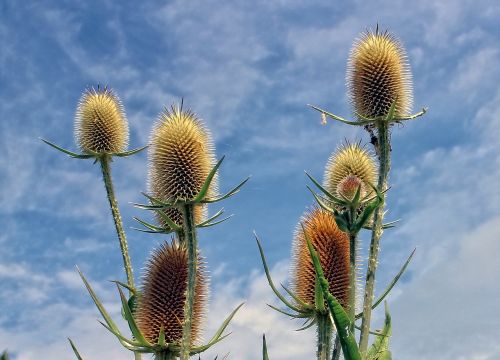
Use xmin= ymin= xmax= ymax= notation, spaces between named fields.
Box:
xmin=74 ymin=87 xmax=129 ymax=154
xmin=291 ymin=207 xmax=350 ymax=309
xmin=148 ymin=104 xmax=217 ymax=227
xmin=347 ymin=28 xmax=413 ymax=119
xmin=324 ymin=143 xmax=377 ymax=198
xmin=136 ymin=241 xmax=207 ymax=345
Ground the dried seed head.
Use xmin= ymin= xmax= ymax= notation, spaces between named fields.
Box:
xmin=291 ymin=208 xmax=350 ymax=309
xmin=347 ymin=28 xmax=413 ymax=119
xmin=136 ymin=241 xmax=207 ymax=345
xmin=148 ymin=104 xmax=217 ymax=227
xmin=324 ymin=143 xmax=377 ymax=198
xmin=337 ymin=174 xmax=365 ymax=201
xmin=74 ymin=87 xmax=129 ymax=154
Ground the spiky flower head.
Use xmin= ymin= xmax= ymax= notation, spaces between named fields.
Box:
xmin=291 ymin=207 xmax=350 ymax=309
xmin=324 ymin=143 xmax=377 ymax=198
xmin=347 ymin=27 xmax=413 ymax=119
xmin=74 ymin=86 xmax=129 ymax=154
xmin=148 ymin=103 xmax=218 ymax=227
xmin=136 ymin=241 xmax=207 ymax=345
xmin=337 ymin=174 xmax=365 ymax=201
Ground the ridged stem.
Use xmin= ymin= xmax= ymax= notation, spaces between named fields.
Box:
xmin=317 ymin=313 xmax=332 ymax=360
xmin=331 ymin=335 xmax=341 ymax=360
xmin=99 ymin=155 xmax=135 ymax=289
xmin=358 ymin=120 xmax=391 ymax=356
xmin=180 ymin=204 xmax=197 ymax=360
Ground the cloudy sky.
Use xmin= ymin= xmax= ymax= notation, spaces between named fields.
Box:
xmin=1 ymin=1 xmax=500 ymax=359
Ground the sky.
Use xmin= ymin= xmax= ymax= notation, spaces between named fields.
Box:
xmin=1 ymin=0 xmax=500 ymax=359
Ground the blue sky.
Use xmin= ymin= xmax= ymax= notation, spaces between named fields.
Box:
xmin=1 ymin=1 xmax=500 ymax=359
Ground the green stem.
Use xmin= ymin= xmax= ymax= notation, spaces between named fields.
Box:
xmin=317 ymin=313 xmax=332 ymax=360
xmin=358 ymin=120 xmax=391 ymax=356
xmin=348 ymin=232 xmax=357 ymax=335
xmin=99 ymin=155 xmax=135 ymax=290
xmin=180 ymin=204 xmax=197 ymax=360
xmin=155 ymin=352 xmax=176 ymax=360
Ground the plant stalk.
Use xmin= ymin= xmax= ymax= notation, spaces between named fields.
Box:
xmin=155 ymin=352 xmax=176 ymax=360
xmin=99 ymin=155 xmax=135 ymax=290
xmin=358 ymin=120 xmax=391 ymax=356
xmin=180 ymin=204 xmax=198 ymax=360
xmin=348 ymin=232 xmax=357 ymax=335
xmin=317 ymin=313 xmax=332 ymax=360
xmin=331 ymin=334 xmax=341 ymax=360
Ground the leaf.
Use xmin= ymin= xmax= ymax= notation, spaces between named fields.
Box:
xmin=262 ymin=334 xmax=270 ymax=360
xmin=116 ymin=285 xmax=151 ymax=346
xmin=305 ymin=172 xmax=347 ymax=206
xmin=366 ymin=302 xmax=392 ymax=360
xmin=305 ymin=229 xmax=361 ymax=360
xmin=114 ymin=145 xmax=148 ymax=157
xmin=40 ymin=138 xmax=94 ymax=159
xmin=191 ymin=156 xmax=225 ymax=203
xmin=68 ymin=339 xmax=84 ymax=360
xmin=201 ymin=176 xmax=250 ymax=204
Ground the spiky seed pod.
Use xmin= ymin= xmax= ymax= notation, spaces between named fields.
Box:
xmin=291 ymin=207 xmax=350 ymax=309
xmin=74 ymin=87 xmax=129 ymax=154
xmin=148 ymin=104 xmax=217 ymax=227
xmin=136 ymin=241 xmax=207 ymax=345
xmin=324 ymin=143 xmax=377 ymax=198
xmin=337 ymin=174 xmax=365 ymax=201
xmin=347 ymin=28 xmax=413 ymax=119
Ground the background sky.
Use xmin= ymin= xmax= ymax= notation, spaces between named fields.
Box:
xmin=1 ymin=1 xmax=500 ymax=359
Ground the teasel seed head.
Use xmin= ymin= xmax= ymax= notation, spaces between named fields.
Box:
xmin=74 ymin=86 xmax=129 ymax=154
xmin=136 ymin=241 xmax=207 ymax=345
xmin=148 ymin=103 xmax=218 ymax=227
xmin=324 ymin=142 xmax=377 ymax=198
xmin=347 ymin=27 xmax=413 ymax=119
xmin=291 ymin=207 xmax=350 ymax=309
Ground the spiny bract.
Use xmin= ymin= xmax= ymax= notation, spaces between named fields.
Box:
xmin=74 ymin=87 xmax=129 ymax=154
xmin=291 ymin=207 xmax=350 ymax=309
xmin=324 ymin=142 xmax=377 ymax=198
xmin=148 ymin=104 xmax=217 ymax=227
xmin=136 ymin=241 xmax=207 ymax=345
xmin=347 ymin=28 xmax=413 ymax=119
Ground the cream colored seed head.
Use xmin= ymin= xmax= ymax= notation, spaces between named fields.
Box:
xmin=74 ymin=87 xmax=129 ymax=154
xmin=291 ymin=207 xmax=350 ymax=309
xmin=136 ymin=241 xmax=207 ymax=345
xmin=148 ymin=104 xmax=217 ymax=227
xmin=347 ymin=28 xmax=413 ymax=119
xmin=324 ymin=143 xmax=377 ymax=198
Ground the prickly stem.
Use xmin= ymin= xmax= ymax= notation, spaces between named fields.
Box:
xmin=317 ymin=313 xmax=332 ymax=360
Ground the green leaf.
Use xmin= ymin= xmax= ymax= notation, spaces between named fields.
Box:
xmin=307 ymin=105 xmax=371 ymax=126
xmin=113 ymin=145 xmax=148 ymax=157
xmin=305 ymin=172 xmax=347 ymax=206
xmin=133 ymin=217 xmax=175 ymax=234
xmin=305 ymin=229 xmax=361 ymax=360
xmin=384 ymin=100 xmax=397 ymax=122
xmin=116 ymin=285 xmax=151 ymax=346
xmin=201 ymin=176 xmax=251 ymax=204
xmin=366 ymin=302 xmax=392 ymax=360
xmin=158 ymin=326 xmax=166 ymax=347
xmin=306 ymin=186 xmax=336 ymax=213
xmin=191 ymin=156 xmax=225 ymax=203
xmin=334 ymin=213 xmax=350 ymax=233
xmin=207 ymin=303 xmax=244 ymax=344
xmin=40 ymin=139 xmax=94 ymax=159
xmin=68 ymin=339 xmax=84 ymax=360
xmin=355 ymin=249 xmax=415 ymax=319
xmin=262 ymin=334 xmax=270 ymax=360
xmin=255 ymin=234 xmax=307 ymax=313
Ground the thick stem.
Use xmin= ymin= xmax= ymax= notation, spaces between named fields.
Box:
xmin=358 ymin=121 xmax=391 ymax=356
xmin=317 ymin=313 xmax=332 ymax=360
xmin=348 ymin=232 xmax=357 ymax=335
xmin=99 ymin=156 xmax=135 ymax=289
xmin=180 ymin=204 xmax=197 ymax=360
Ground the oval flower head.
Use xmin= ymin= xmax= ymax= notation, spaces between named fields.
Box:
xmin=347 ymin=27 xmax=413 ymax=119
xmin=324 ymin=142 xmax=377 ymax=199
xmin=148 ymin=103 xmax=218 ymax=227
xmin=291 ymin=207 xmax=350 ymax=310
xmin=136 ymin=241 xmax=207 ymax=345
xmin=74 ymin=87 xmax=129 ymax=154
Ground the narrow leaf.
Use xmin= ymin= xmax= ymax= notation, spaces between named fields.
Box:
xmin=68 ymin=339 xmax=84 ymax=360
xmin=41 ymin=139 xmax=94 ymax=159
xmin=366 ymin=302 xmax=392 ymax=360
xmin=114 ymin=146 xmax=148 ymax=157
xmin=191 ymin=156 xmax=225 ymax=203
xmin=117 ymin=285 xmax=151 ymax=346
xmin=201 ymin=176 xmax=250 ymax=204
xmin=263 ymin=334 xmax=270 ymax=360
